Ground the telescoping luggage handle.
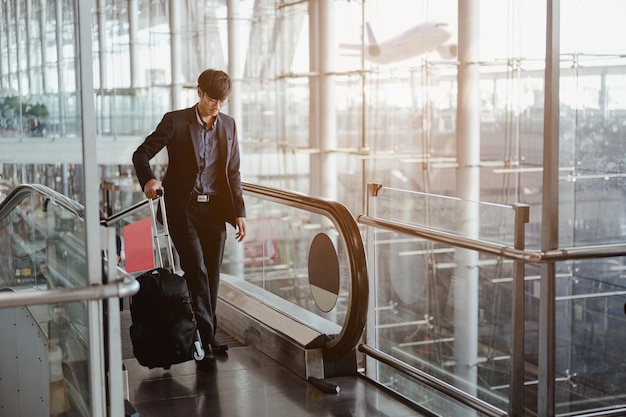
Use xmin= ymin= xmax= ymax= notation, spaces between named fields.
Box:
xmin=147 ymin=190 xmax=206 ymax=361
xmin=148 ymin=189 xmax=175 ymax=271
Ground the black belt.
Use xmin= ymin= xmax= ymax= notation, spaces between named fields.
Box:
xmin=192 ymin=193 xmax=217 ymax=203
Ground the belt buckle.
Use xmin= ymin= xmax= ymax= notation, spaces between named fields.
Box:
xmin=196 ymin=194 xmax=209 ymax=203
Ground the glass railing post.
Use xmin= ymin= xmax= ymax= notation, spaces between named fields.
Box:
xmin=510 ymin=203 xmax=529 ymax=416
xmin=103 ymin=225 xmax=125 ymax=417
xmin=365 ymin=183 xmax=382 ymax=381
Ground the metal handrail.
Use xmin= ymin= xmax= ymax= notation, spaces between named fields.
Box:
xmin=0 ymin=272 xmax=139 ymax=309
xmin=573 ymin=408 xmax=626 ymax=417
xmin=359 ymin=209 xmax=626 ymax=417
xmin=242 ymin=181 xmax=369 ymax=360
xmin=358 ymin=214 xmax=626 ymax=262
xmin=0 ymin=184 xmax=143 ymax=311
xmin=359 ymin=344 xmax=508 ymax=417
xmin=103 ymin=197 xmax=152 ymax=226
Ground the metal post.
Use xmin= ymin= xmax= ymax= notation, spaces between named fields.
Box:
xmin=539 ymin=0 xmax=560 ymax=415
xmin=365 ymin=183 xmax=382 ymax=381
xmin=511 ymin=204 xmax=529 ymax=416
xmin=105 ymin=227 xmax=124 ymax=417
xmin=360 ymin=5 xmax=368 ymax=214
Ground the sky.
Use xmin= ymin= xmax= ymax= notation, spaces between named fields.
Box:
xmin=334 ymin=0 xmax=626 ymax=60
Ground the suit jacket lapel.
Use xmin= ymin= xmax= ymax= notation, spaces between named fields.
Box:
xmin=188 ymin=107 xmax=202 ymax=169
xmin=216 ymin=113 xmax=230 ymax=170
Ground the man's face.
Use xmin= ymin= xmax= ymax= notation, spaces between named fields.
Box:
xmin=53 ymin=307 xmax=66 ymax=323
xmin=197 ymin=88 xmax=227 ymax=118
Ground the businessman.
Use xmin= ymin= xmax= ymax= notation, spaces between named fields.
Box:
xmin=132 ymin=69 xmax=246 ymax=370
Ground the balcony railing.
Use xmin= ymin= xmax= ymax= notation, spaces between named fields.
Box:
xmin=359 ymin=183 xmax=626 ymax=417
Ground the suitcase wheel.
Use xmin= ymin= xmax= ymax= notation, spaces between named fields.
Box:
xmin=193 ymin=341 xmax=205 ymax=361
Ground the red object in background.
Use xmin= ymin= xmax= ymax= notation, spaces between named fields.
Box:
xmin=243 ymin=217 xmax=281 ymax=268
xmin=123 ymin=217 xmax=154 ymax=273
xmin=244 ymin=239 xmax=280 ymax=267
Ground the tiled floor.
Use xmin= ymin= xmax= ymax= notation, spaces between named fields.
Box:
xmin=123 ymin=346 xmax=428 ymax=417
xmin=120 ymin=306 xmax=428 ymax=417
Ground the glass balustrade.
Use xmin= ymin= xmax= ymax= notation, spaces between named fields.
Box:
xmin=363 ymin=185 xmax=626 ymax=416
xmin=365 ymin=186 xmax=516 ymax=415
xmin=0 ymin=187 xmax=92 ymax=416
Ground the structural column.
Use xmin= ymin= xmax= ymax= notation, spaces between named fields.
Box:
xmin=318 ymin=0 xmax=337 ymax=200
xmin=227 ymin=0 xmax=244 ymax=277
xmin=14 ymin=1 xmax=22 ymax=99
xmin=128 ymin=0 xmax=139 ymax=131
xmin=539 ymin=0 xmax=560 ymax=415
xmin=128 ymin=0 xmax=139 ymax=89
xmin=54 ymin=0 xmax=65 ymax=134
xmin=0 ymin=5 xmax=4 ymax=89
xmin=97 ymin=0 xmax=108 ymax=134
xmin=169 ymin=0 xmax=182 ymax=110
xmin=308 ymin=1 xmax=319 ymax=195
xmin=309 ymin=0 xmax=337 ymax=200
xmin=227 ymin=0 xmax=242 ymax=124
xmin=25 ymin=0 xmax=33 ymax=93
xmin=454 ymin=0 xmax=480 ymax=398
xmin=3 ymin=2 xmax=12 ymax=89
xmin=76 ymin=0 xmax=110 ymax=415
xmin=38 ymin=0 xmax=48 ymax=93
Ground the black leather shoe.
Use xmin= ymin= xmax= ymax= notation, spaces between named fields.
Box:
xmin=196 ymin=356 xmax=216 ymax=372
xmin=209 ymin=343 xmax=228 ymax=355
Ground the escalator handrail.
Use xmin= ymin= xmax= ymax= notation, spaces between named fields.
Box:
xmin=241 ymin=181 xmax=368 ymax=360
xmin=0 ymin=183 xmax=84 ymax=220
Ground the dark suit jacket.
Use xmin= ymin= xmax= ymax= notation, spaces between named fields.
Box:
xmin=132 ymin=106 xmax=246 ymax=227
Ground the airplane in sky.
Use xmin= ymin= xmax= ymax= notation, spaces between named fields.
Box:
xmin=340 ymin=21 xmax=457 ymax=65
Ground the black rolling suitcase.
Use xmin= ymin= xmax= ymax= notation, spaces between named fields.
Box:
xmin=129 ymin=194 xmax=205 ymax=369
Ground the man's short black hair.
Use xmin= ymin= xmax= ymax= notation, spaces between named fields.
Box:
xmin=197 ymin=69 xmax=232 ymax=100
